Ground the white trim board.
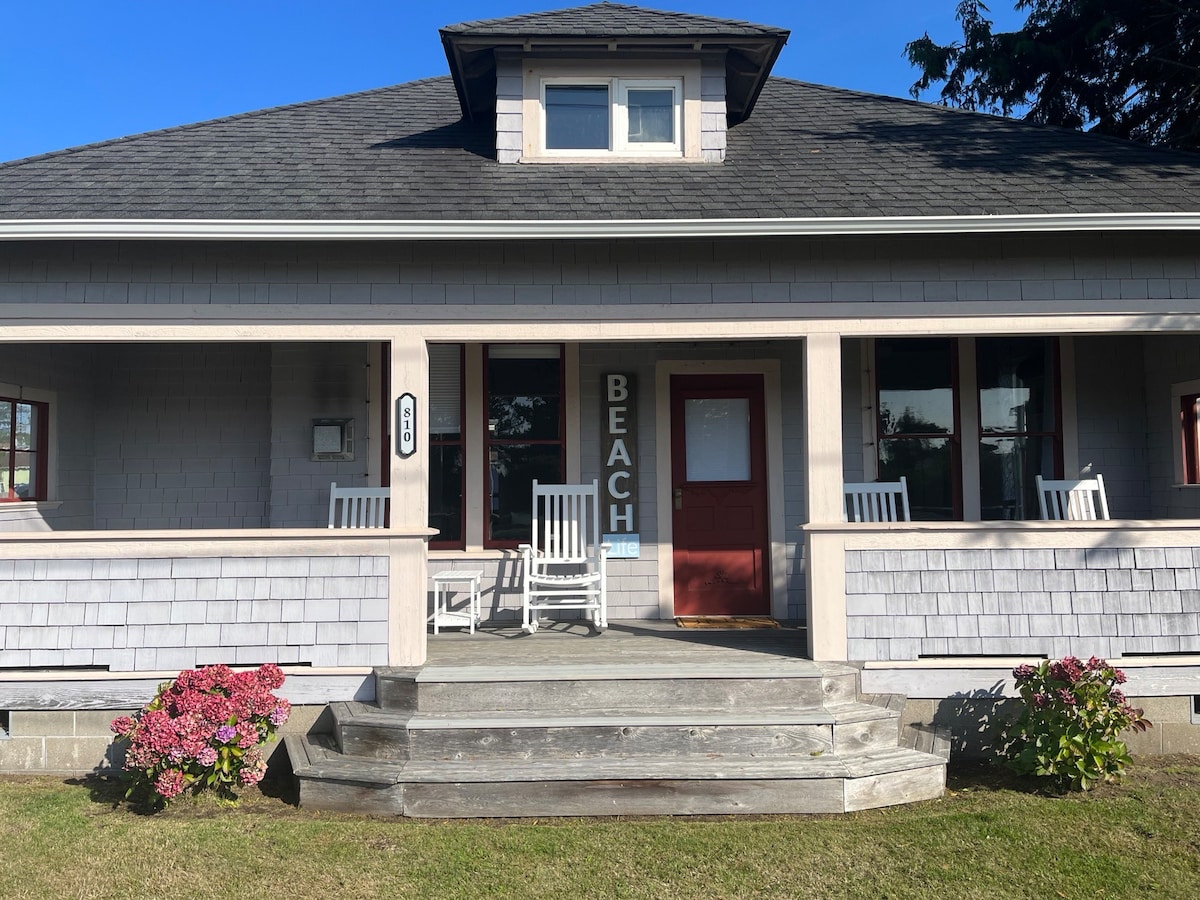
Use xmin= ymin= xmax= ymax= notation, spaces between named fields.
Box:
xmin=4 ymin=212 xmax=1200 ymax=241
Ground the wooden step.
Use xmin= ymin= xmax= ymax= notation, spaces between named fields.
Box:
xmin=375 ymin=662 xmax=858 ymax=714
xmin=332 ymin=700 xmax=899 ymax=761
xmin=289 ymin=734 xmax=946 ymax=817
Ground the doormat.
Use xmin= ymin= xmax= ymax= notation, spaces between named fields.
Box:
xmin=675 ymin=616 xmax=781 ymax=629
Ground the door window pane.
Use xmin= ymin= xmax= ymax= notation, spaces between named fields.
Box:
xmin=627 ymin=88 xmax=674 ymax=143
xmin=545 ymin=85 xmax=609 ymax=150
xmin=685 ymin=398 xmax=750 ymax=481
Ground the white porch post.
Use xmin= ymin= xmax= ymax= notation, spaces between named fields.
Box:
xmin=803 ymin=333 xmax=848 ymax=661
xmin=388 ymin=336 xmax=430 ymax=666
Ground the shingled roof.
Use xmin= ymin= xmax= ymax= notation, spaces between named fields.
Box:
xmin=439 ymin=3 xmax=787 ymax=125
xmin=2 ymin=75 xmax=1199 ymax=221
xmin=441 ymin=2 xmax=784 ymax=37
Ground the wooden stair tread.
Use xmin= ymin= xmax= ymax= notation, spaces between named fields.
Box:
xmin=333 ymin=700 xmax=895 ymax=730
xmin=406 ymin=661 xmax=849 ymax=683
xmin=292 ymin=733 xmax=944 ymax=785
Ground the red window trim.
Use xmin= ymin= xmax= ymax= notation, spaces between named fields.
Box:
xmin=1182 ymin=392 xmax=1200 ymax=485
xmin=0 ymin=395 xmax=49 ymax=502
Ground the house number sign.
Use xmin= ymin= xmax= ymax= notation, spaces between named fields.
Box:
xmin=396 ymin=393 xmax=417 ymax=458
xmin=601 ymin=373 xmax=639 ymax=559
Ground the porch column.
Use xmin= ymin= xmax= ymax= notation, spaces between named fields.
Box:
xmin=388 ymin=336 xmax=429 ymax=666
xmin=803 ymin=333 xmax=848 ymax=661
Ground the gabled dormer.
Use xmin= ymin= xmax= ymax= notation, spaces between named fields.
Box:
xmin=440 ymin=2 xmax=789 ymax=163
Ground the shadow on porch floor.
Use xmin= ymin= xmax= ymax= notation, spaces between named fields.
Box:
xmin=425 ymin=619 xmax=812 ymax=667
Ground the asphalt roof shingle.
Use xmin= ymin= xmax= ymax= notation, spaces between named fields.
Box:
xmin=2 ymin=75 xmax=1199 ymax=220
xmin=441 ymin=2 xmax=786 ymax=37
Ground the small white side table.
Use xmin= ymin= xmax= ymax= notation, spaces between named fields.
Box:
xmin=431 ymin=569 xmax=484 ymax=634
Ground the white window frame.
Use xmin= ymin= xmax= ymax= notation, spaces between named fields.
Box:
xmin=539 ymin=77 xmax=683 ymax=158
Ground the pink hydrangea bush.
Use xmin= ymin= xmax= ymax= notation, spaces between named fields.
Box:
xmin=110 ymin=663 xmax=291 ymax=805
xmin=1000 ymin=655 xmax=1150 ymax=791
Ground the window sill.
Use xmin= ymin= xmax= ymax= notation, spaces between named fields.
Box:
xmin=429 ymin=548 xmax=521 ymax=560
xmin=519 ymin=155 xmax=705 ymax=164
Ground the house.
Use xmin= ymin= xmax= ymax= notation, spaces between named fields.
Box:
xmin=3 ymin=2 xmax=1200 ymax=811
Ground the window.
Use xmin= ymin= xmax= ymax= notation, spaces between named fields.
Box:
xmin=485 ymin=345 xmax=564 ymax=546
xmin=542 ymin=78 xmax=682 ymax=156
xmin=428 ymin=345 xmax=465 ymax=549
xmin=876 ymin=338 xmax=960 ymax=520
xmin=0 ymin=396 xmax=48 ymax=502
xmin=977 ymin=337 xmax=1062 ymax=519
xmin=873 ymin=337 xmax=1062 ymax=521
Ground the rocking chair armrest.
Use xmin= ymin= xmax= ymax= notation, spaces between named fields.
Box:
xmin=518 ymin=542 xmax=534 ymax=560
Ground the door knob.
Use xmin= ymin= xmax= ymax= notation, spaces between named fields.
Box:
xmin=673 ymin=488 xmax=683 ymax=510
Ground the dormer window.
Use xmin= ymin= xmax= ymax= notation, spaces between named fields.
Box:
xmin=542 ymin=78 xmax=682 ymax=156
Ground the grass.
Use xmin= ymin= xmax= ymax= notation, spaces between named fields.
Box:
xmin=1 ymin=757 xmax=1199 ymax=899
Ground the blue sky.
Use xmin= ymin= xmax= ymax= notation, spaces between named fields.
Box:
xmin=0 ymin=1 xmax=1027 ymax=163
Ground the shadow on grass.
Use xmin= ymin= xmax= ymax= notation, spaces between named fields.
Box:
xmin=63 ymin=750 xmax=300 ymax=815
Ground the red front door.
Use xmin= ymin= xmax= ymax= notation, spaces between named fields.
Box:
xmin=669 ymin=374 xmax=770 ymax=616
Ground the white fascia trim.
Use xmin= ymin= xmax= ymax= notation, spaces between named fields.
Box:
xmin=3 ymin=212 xmax=1200 ymax=241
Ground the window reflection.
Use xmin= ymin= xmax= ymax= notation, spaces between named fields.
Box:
xmin=486 ymin=349 xmax=563 ymax=545
xmin=977 ymin=338 xmax=1060 ymax=520
xmin=876 ymin=339 xmax=958 ymax=519
xmin=545 ymin=85 xmax=609 ymax=150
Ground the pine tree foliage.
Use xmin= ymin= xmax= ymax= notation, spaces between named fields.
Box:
xmin=906 ymin=1 xmax=1200 ymax=150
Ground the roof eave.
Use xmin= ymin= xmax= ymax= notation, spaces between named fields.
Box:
xmin=3 ymin=213 xmax=1200 ymax=241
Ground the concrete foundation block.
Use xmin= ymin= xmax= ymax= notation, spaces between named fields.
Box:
xmin=0 ymin=737 xmax=45 ymax=770
xmin=44 ymin=736 xmax=122 ymax=774
xmin=9 ymin=710 xmax=74 ymax=737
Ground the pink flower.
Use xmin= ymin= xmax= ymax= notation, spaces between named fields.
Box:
xmin=154 ymin=769 xmax=186 ymax=800
xmin=110 ymin=715 xmax=136 ymax=736
xmin=195 ymin=746 xmax=218 ymax=767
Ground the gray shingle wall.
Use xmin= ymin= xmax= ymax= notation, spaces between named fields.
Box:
xmin=845 ymin=546 xmax=1200 ymax=661
xmin=1141 ymin=334 xmax=1200 ymax=517
xmin=1073 ymin=336 xmax=1150 ymax=518
xmin=92 ymin=344 xmax=271 ymax=529
xmin=3 ymin=234 xmax=1197 ymax=310
xmin=268 ymin=343 xmax=371 ymax=528
xmin=0 ymin=345 xmax=95 ymax=530
xmin=0 ymin=555 xmax=389 ymax=670
xmin=700 ymin=58 xmax=726 ymax=162
xmin=579 ymin=343 xmax=661 ymax=619
xmin=495 ymin=58 xmax=523 ymax=165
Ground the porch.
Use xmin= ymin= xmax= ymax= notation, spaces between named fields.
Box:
xmin=287 ymin=621 xmax=948 ymax=817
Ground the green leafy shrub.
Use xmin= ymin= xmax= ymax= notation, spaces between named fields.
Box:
xmin=110 ymin=663 xmax=290 ymax=805
xmin=1000 ymin=656 xmax=1150 ymax=791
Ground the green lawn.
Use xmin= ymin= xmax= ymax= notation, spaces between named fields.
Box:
xmin=2 ymin=758 xmax=1198 ymax=899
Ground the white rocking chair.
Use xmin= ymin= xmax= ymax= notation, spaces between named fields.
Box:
xmin=519 ymin=479 xmax=609 ymax=634
xmin=1036 ymin=474 xmax=1110 ymax=521
xmin=843 ymin=477 xmax=911 ymax=522
xmin=327 ymin=482 xmax=389 ymax=528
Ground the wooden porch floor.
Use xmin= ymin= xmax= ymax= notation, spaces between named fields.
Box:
xmin=424 ymin=619 xmax=813 ymax=670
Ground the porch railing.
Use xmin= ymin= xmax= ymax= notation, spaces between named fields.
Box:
xmin=805 ymin=520 xmax=1200 ymax=662
xmin=0 ymin=528 xmax=432 ymax=672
